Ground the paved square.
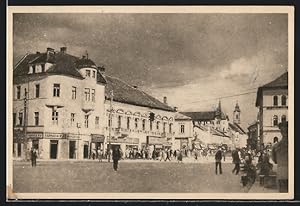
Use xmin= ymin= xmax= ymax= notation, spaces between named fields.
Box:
xmin=13 ymin=160 xmax=246 ymax=193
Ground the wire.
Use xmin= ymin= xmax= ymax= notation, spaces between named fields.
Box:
xmin=178 ymin=89 xmax=257 ymax=106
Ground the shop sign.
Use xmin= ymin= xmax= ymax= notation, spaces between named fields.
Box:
xmin=147 ymin=136 xmax=165 ymax=145
xmin=68 ymin=134 xmax=80 ymax=139
xmin=109 ymin=137 xmax=139 ymax=144
xmin=27 ymin=132 xmax=43 ymax=139
xmin=45 ymin=133 xmax=64 ymax=139
xmin=91 ymin=134 xmax=105 ymax=142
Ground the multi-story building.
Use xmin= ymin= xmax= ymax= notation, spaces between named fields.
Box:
xmin=12 ymin=47 xmax=176 ymax=160
xmin=255 ymin=72 xmax=288 ymax=147
xmin=103 ymin=75 xmax=176 ymax=153
xmin=13 ymin=47 xmax=106 ymax=160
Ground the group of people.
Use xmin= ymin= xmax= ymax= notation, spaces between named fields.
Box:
xmin=213 ymin=121 xmax=288 ymax=193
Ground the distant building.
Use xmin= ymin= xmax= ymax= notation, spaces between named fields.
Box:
xmin=255 ymin=72 xmax=288 ymax=147
xmin=182 ymin=101 xmax=247 ymax=149
xmin=174 ymin=113 xmax=193 ymax=150
xmin=12 ymin=47 xmax=176 ymax=160
xmin=233 ymin=102 xmax=241 ymax=124
xmin=247 ymin=121 xmax=259 ymax=150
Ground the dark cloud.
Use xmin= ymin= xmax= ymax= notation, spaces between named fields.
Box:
xmin=13 ymin=13 xmax=288 ymax=90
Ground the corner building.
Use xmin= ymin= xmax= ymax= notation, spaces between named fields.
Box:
xmin=12 ymin=47 xmax=176 ymax=160
xmin=255 ymin=72 xmax=288 ymax=147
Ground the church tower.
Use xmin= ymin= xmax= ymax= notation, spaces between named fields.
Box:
xmin=233 ymin=101 xmax=241 ymax=124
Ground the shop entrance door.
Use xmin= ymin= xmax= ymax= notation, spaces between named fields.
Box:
xmin=83 ymin=142 xmax=89 ymax=159
xmin=17 ymin=143 xmax=22 ymax=157
xmin=69 ymin=141 xmax=76 ymax=159
xmin=50 ymin=140 xmax=58 ymax=159
xmin=32 ymin=140 xmax=39 ymax=150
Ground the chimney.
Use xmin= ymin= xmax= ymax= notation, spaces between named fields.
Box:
xmin=46 ymin=47 xmax=55 ymax=53
xmin=98 ymin=66 xmax=105 ymax=76
xmin=46 ymin=47 xmax=55 ymax=61
xmin=60 ymin=47 xmax=67 ymax=53
xmin=163 ymin=96 xmax=167 ymax=104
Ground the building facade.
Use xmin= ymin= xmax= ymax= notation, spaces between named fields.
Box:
xmin=103 ymin=75 xmax=176 ymax=153
xmin=173 ymin=113 xmax=193 ymax=150
xmin=12 ymin=47 xmax=176 ymax=160
xmin=255 ymin=72 xmax=288 ymax=147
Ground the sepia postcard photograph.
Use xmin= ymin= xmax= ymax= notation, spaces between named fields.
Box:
xmin=6 ymin=6 xmax=294 ymax=200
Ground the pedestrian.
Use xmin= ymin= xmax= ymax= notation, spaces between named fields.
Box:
xmin=165 ymin=149 xmax=171 ymax=161
xmin=215 ymin=147 xmax=222 ymax=175
xmin=112 ymin=147 xmax=121 ymax=171
xmin=30 ymin=147 xmax=37 ymax=167
xmin=177 ymin=150 xmax=183 ymax=163
xmin=232 ymin=149 xmax=241 ymax=175
xmin=272 ymin=121 xmax=288 ymax=193
xmin=98 ymin=149 xmax=103 ymax=162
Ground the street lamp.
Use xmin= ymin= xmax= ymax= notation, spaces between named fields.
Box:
xmin=108 ymin=90 xmax=114 ymax=162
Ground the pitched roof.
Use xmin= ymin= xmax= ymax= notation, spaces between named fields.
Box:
xmin=261 ymin=72 xmax=288 ymax=88
xmin=105 ymin=75 xmax=175 ymax=112
xmin=255 ymin=72 xmax=288 ymax=107
xmin=181 ymin=111 xmax=216 ymax=121
xmin=229 ymin=122 xmax=246 ymax=134
xmin=13 ymin=51 xmax=107 ymax=84
xmin=175 ymin=112 xmax=192 ymax=120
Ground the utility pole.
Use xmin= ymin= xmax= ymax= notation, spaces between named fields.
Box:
xmin=108 ymin=90 xmax=113 ymax=162
xmin=23 ymin=88 xmax=28 ymax=160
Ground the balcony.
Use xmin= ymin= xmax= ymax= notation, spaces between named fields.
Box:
xmin=82 ymin=101 xmax=95 ymax=112
xmin=46 ymin=97 xmax=64 ymax=108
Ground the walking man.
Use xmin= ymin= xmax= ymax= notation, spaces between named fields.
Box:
xmin=30 ymin=147 xmax=37 ymax=167
xmin=112 ymin=147 xmax=121 ymax=171
xmin=215 ymin=147 xmax=223 ymax=175
xmin=232 ymin=149 xmax=241 ymax=175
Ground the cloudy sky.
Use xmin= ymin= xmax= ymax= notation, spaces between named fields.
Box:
xmin=13 ymin=13 xmax=288 ymax=129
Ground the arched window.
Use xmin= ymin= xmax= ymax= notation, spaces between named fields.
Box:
xmin=273 ymin=96 xmax=278 ymax=106
xmin=281 ymin=115 xmax=286 ymax=123
xmin=273 ymin=137 xmax=279 ymax=144
xmin=281 ymin=95 xmax=287 ymax=106
xmin=118 ymin=115 xmax=122 ymax=128
xmin=273 ymin=115 xmax=278 ymax=126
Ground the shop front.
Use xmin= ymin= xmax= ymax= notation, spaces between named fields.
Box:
xmin=13 ymin=129 xmax=26 ymax=159
xmin=146 ymin=136 xmax=172 ymax=150
xmin=91 ymin=134 xmax=105 ymax=159
xmin=107 ymin=137 xmax=139 ymax=155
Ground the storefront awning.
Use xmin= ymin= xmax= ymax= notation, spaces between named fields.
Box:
xmin=91 ymin=134 xmax=105 ymax=142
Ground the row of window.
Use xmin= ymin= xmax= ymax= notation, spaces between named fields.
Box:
xmin=13 ymin=111 xmax=100 ymax=129
xmin=272 ymin=115 xmax=287 ymax=126
xmin=13 ymin=112 xmax=40 ymax=126
xmin=273 ymin=95 xmax=287 ymax=106
xmin=16 ymin=84 xmax=96 ymax=102
xmin=29 ymin=64 xmax=46 ymax=74
xmin=85 ymin=69 xmax=96 ymax=78
xmin=13 ymin=112 xmax=185 ymax=134
xmin=109 ymin=115 xmax=178 ymax=134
